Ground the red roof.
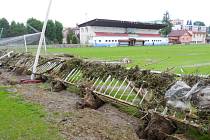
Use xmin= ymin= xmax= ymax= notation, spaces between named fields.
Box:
xmin=138 ymin=33 xmax=161 ymax=37
xmin=168 ymin=30 xmax=192 ymax=37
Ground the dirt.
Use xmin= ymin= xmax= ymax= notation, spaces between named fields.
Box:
xmin=139 ymin=113 xmax=177 ymax=140
xmin=0 ymin=68 xmax=140 ymax=140
xmin=51 ymin=80 xmax=67 ymax=92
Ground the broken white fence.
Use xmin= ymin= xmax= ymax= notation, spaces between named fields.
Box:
xmin=0 ymin=51 xmax=13 ymax=60
xmin=1 ymin=55 xmax=204 ymax=129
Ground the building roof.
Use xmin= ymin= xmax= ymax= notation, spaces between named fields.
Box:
xmin=168 ymin=30 xmax=192 ymax=37
xmin=78 ymin=19 xmax=166 ymax=30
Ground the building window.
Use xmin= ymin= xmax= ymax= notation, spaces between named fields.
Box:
xmin=109 ymin=40 xmax=111 ymax=42
xmin=99 ymin=40 xmax=101 ymax=42
xmin=105 ymin=40 xmax=108 ymax=42
xmin=112 ymin=40 xmax=114 ymax=42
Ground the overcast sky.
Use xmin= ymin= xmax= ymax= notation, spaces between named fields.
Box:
xmin=0 ymin=0 xmax=209 ymax=27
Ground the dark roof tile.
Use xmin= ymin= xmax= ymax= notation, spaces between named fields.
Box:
xmin=78 ymin=19 xmax=166 ymax=30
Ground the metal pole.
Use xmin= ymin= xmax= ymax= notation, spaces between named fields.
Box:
xmin=31 ymin=0 xmax=53 ymax=80
xmin=43 ymin=36 xmax=47 ymax=54
xmin=24 ymin=35 xmax=28 ymax=52
xmin=27 ymin=24 xmax=46 ymax=53
xmin=27 ymin=24 xmax=40 ymax=33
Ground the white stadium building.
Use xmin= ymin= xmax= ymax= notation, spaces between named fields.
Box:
xmin=78 ymin=19 xmax=169 ymax=47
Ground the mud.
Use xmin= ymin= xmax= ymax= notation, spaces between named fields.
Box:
xmin=138 ymin=113 xmax=177 ymax=140
xmin=51 ymin=80 xmax=67 ymax=92
xmin=0 ymin=68 xmax=140 ymax=140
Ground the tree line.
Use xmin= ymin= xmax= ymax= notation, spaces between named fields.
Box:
xmin=0 ymin=18 xmax=63 ymax=44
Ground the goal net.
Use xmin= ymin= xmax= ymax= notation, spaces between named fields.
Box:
xmin=0 ymin=32 xmax=47 ymax=54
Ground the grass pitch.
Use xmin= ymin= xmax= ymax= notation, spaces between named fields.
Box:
xmin=47 ymin=44 xmax=210 ymax=75
xmin=0 ymin=87 xmax=62 ymax=140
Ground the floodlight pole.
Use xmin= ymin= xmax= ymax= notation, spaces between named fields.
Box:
xmin=31 ymin=0 xmax=53 ymax=80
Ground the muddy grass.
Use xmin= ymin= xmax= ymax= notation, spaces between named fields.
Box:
xmin=0 ymin=69 xmax=140 ymax=140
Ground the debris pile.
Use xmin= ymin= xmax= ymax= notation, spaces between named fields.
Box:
xmin=0 ymin=51 xmax=210 ymax=139
xmin=138 ymin=112 xmax=177 ymax=140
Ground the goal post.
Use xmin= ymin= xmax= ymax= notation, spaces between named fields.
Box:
xmin=31 ymin=0 xmax=53 ymax=80
xmin=0 ymin=32 xmax=42 ymax=52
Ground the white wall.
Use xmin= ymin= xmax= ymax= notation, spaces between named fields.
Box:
xmin=90 ymin=26 xmax=159 ymax=34
xmin=80 ymin=26 xmax=160 ymax=45
xmin=192 ymin=33 xmax=206 ymax=43
xmin=89 ymin=36 xmax=168 ymax=46
xmin=172 ymin=25 xmax=182 ymax=30
xmin=184 ymin=25 xmax=207 ymax=33
xmin=80 ymin=26 xmax=97 ymax=44
xmin=172 ymin=25 xmax=207 ymax=33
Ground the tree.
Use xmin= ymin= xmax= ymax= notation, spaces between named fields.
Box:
xmin=9 ymin=21 xmax=27 ymax=37
xmin=193 ymin=21 xmax=205 ymax=26
xmin=45 ymin=20 xmax=56 ymax=43
xmin=160 ymin=11 xmax=172 ymax=37
xmin=67 ymin=31 xmax=72 ymax=44
xmin=26 ymin=18 xmax=43 ymax=33
xmin=0 ymin=18 xmax=10 ymax=38
xmin=55 ymin=21 xmax=63 ymax=44
xmin=67 ymin=30 xmax=78 ymax=44
xmin=72 ymin=35 xmax=78 ymax=44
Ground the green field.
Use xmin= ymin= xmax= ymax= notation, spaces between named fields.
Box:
xmin=47 ymin=44 xmax=210 ymax=75
xmin=0 ymin=87 xmax=62 ymax=140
